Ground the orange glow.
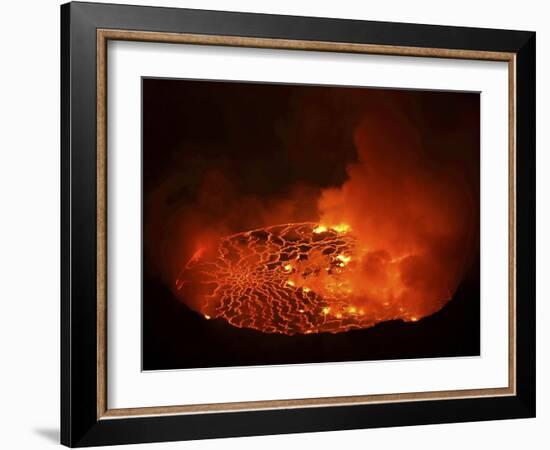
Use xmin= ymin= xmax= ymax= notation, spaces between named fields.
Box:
xmin=331 ymin=224 xmax=351 ymax=234
xmin=313 ymin=225 xmax=327 ymax=234
xmin=169 ymin=112 xmax=476 ymax=336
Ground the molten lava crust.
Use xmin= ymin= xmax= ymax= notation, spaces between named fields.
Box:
xmin=176 ymin=222 xmax=444 ymax=335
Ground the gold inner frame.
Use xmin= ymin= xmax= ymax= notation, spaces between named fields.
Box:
xmin=96 ymin=28 xmax=517 ymax=420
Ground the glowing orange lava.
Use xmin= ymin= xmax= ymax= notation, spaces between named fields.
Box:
xmin=175 ymin=222 xmax=454 ymax=335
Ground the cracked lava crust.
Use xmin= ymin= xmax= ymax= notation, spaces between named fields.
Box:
xmin=175 ymin=222 xmax=444 ymax=335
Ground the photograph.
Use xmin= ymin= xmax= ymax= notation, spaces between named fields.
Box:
xmin=142 ymin=79 xmax=481 ymax=370
xmin=0 ymin=0 xmax=543 ymax=446
xmin=54 ymin=2 xmax=537 ymax=446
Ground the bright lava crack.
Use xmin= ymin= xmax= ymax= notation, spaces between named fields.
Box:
xmin=176 ymin=222 xmax=441 ymax=335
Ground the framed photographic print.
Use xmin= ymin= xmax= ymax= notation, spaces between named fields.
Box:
xmin=61 ymin=2 xmax=536 ymax=447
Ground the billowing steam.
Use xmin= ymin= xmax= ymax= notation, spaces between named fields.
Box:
xmin=145 ymin=104 xmax=477 ymax=335
xmin=315 ymin=111 xmax=476 ymax=321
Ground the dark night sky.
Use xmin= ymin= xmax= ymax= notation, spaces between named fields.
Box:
xmin=142 ymin=78 xmax=480 ymax=370
xmin=143 ymin=79 xmax=479 ymax=203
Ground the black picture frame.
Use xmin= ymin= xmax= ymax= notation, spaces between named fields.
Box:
xmin=61 ymin=1 xmax=535 ymax=447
